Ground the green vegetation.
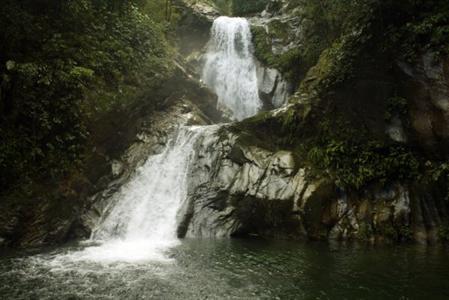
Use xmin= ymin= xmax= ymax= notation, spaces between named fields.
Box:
xmin=292 ymin=0 xmax=449 ymax=191
xmin=381 ymin=0 xmax=449 ymax=60
xmin=384 ymin=97 xmax=409 ymax=123
xmin=0 ymin=0 xmax=173 ymax=193
xmin=252 ymin=26 xmax=303 ymax=82
xmin=252 ymin=0 xmax=449 ymax=84
xmin=306 ymin=137 xmax=420 ymax=189
xmin=194 ymin=0 xmax=269 ymax=16
xmin=438 ymin=224 xmax=449 ymax=242
xmin=243 ymin=0 xmax=449 ymax=195
xmin=298 ymin=0 xmax=373 ymax=57
xmin=231 ymin=0 xmax=270 ymax=16
xmin=252 ymin=0 xmax=373 ymax=84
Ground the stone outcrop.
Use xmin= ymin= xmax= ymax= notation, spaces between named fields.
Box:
xmin=397 ymin=52 xmax=449 ymax=155
xmin=177 ymin=127 xmax=305 ymax=238
xmin=176 ymin=126 xmax=449 ymax=244
xmin=250 ymin=1 xmax=302 ymax=57
xmin=256 ymin=62 xmax=290 ymax=108
xmin=248 ymin=1 xmax=300 ymax=108
xmin=176 ymin=0 xmax=220 ymax=55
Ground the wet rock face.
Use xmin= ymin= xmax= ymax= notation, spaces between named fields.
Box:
xmin=0 ymin=212 xmax=20 ymax=248
xmin=398 ymin=53 xmax=449 ymax=155
xmin=177 ymin=127 xmax=449 ymax=243
xmin=256 ymin=62 xmax=290 ymax=108
xmin=246 ymin=1 xmax=300 ymax=107
xmin=317 ymin=185 xmax=413 ymax=243
xmin=250 ymin=1 xmax=302 ymax=58
xmin=177 ymin=128 xmax=307 ymax=238
xmin=176 ymin=1 xmax=220 ymax=56
xmin=173 ymin=2 xmax=449 ymax=244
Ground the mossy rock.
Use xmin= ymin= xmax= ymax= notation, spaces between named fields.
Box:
xmin=302 ymin=180 xmax=338 ymax=240
xmin=231 ymin=194 xmax=302 ymax=238
xmin=231 ymin=0 xmax=270 ymax=16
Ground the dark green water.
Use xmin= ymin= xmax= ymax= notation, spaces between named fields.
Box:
xmin=1 ymin=239 xmax=448 ymax=299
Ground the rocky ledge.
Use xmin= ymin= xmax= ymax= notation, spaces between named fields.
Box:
xmin=177 ymin=124 xmax=449 ymax=244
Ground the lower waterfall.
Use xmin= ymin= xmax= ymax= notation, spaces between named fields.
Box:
xmin=69 ymin=126 xmax=216 ymax=262
xmin=92 ymin=126 xmax=207 ymax=242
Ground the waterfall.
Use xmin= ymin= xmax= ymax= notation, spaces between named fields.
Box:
xmin=202 ymin=16 xmax=262 ymax=121
xmin=71 ymin=126 xmax=212 ymax=262
xmin=92 ymin=127 xmax=206 ymax=242
xmin=64 ymin=17 xmax=264 ymax=263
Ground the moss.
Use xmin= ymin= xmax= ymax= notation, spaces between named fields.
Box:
xmin=357 ymin=222 xmax=374 ymax=241
xmin=300 ymin=180 xmax=337 ymax=239
xmin=252 ymin=26 xmax=277 ymax=66
xmin=398 ymin=225 xmax=413 ymax=242
xmin=251 ymin=26 xmax=303 ymax=83
xmin=267 ymin=19 xmax=290 ymax=43
xmin=231 ymin=0 xmax=270 ymax=16
xmin=438 ymin=225 xmax=449 ymax=242
xmin=384 ymin=96 xmax=409 ymax=123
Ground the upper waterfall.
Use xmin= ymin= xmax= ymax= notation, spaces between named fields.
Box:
xmin=202 ymin=16 xmax=262 ymax=121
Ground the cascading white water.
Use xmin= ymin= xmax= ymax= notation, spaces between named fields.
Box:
xmin=202 ymin=16 xmax=262 ymax=121
xmin=67 ymin=126 xmax=212 ymax=262
xmin=93 ymin=127 xmax=206 ymax=241
xmin=58 ymin=17 xmax=264 ymax=263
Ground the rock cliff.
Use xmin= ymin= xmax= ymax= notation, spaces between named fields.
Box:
xmin=174 ymin=0 xmax=449 ymax=244
xmin=176 ymin=122 xmax=448 ymax=243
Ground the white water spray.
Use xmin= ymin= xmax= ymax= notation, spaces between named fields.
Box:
xmin=92 ymin=127 xmax=204 ymax=242
xmin=67 ymin=126 xmax=211 ymax=262
xmin=202 ymin=16 xmax=262 ymax=121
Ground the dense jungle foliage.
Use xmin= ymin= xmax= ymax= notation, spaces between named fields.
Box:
xmin=298 ymin=0 xmax=449 ymax=190
xmin=0 ymin=0 xmax=176 ymax=194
